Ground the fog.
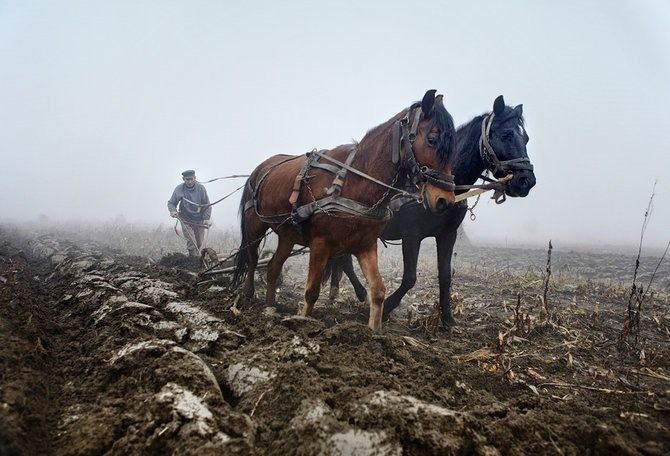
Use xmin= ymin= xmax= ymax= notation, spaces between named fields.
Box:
xmin=1 ymin=1 xmax=669 ymax=251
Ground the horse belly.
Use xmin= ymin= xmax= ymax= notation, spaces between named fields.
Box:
xmin=253 ymin=159 xmax=303 ymax=216
xmin=309 ymin=214 xmax=385 ymax=256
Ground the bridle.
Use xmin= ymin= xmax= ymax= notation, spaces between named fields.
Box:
xmin=453 ymin=112 xmax=534 ymax=206
xmin=392 ymin=103 xmax=456 ymax=194
xmin=479 ymin=112 xmax=534 ymax=177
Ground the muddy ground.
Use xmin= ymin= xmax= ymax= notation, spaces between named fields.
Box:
xmin=0 ymin=224 xmax=668 ymax=455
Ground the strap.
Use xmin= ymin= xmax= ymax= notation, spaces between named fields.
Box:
xmin=255 ymin=195 xmax=392 ymax=225
xmin=392 ymin=121 xmax=401 ymax=164
xmin=311 ymin=150 xmax=417 ymax=199
xmin=401 ymin=121 xmax=420 ymax=186
xmin=422 ymin=168 xmax=455 ymax=191
xmin=292 ymin=195 xmax=392 ymax=224
xmin=409 ymin=108 xmax=422 ymax=141
xmin=289 ymin=151 xmax=320 ymax=205
xmin=326 ymin=146 xmax=358 ymax=195
xmin=479 ymin=113 xmax=533 ymax=175
xmin=388 ymin=195 xmax=418 ymax=212
xmin=311 ymin=162 xmax=341 ymax=174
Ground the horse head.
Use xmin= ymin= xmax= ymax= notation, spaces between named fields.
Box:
xmin=398 ymin=89 xmax=457 ymax=212
xmin=480 ymin=95 xmax=536 ymax=197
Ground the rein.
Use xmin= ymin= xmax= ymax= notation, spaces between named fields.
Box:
xmin=310 ymin=149 xmax=418 ymax=200
xmin=454 ymin=173 xmax=513 ymax=203
xmin=180 ymin=174 xmax=251 ymax=209
xmin=200 ymin=174 xmax=250 ymax=183
xmin=182 ymin=182 xmax=247 ymax=209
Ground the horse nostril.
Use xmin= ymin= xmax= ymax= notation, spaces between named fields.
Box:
xmin=435 ymin=197 xmax=448 ymax=212
xmin=519 ymin=177 xmax=530 ymax=188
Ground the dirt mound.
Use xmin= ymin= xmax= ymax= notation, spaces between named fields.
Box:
xmin=158 ymin=252 xmax=203 ymax=270
xmin=0 ymin=227 xmax=668 ymax=455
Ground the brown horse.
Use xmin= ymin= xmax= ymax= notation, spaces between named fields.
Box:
xmin=232 ymin=90 xmax=456 ymax=330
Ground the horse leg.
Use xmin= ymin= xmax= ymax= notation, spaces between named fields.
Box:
xmin=355 ymin=246 xmax=385 ymax=331
xmin=328 ymin=257 xmax=344 ymax=303
xmin=299 ymin=241 xmax=329 ymax=317
xmin=240 ymin=218 xmax=266 ymax=301
xmin=382 ymin=235 xmax=421 ymax=320
xmin=265 ymin=237 xmax=293 ymax=307
xmin=436 ymin=229 xmax=459 ymax=326
xmin=342 ymin=254 xmax=367 ymax=302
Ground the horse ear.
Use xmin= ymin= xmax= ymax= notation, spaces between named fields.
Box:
xmin=435 ymin=94 xmax=444 ymax=105
xmin=514 ymin=104 xmax=523 ymax=116
xmin=421 ymin=89 xmax=437 ymax=115
xmin=493 ymin=95 xmax=505 ymax=116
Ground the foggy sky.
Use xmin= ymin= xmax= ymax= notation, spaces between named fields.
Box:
xmin=1 ymin=0 xmax=669 ymax=249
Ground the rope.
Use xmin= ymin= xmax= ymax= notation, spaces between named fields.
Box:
xmin=453 ymin=173 xmax=513 ymax=204
xmin=173 ymin=216 xmax=207 ymax=250
xmin=200 ymin=174 xmax=250 ymax=183
xmin=181 ymin=182 xmax=246 ymax=209
xmin=200 ymin=211 xmax=297 ymax=276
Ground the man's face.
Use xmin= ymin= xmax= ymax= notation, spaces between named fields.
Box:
xmin=183 ymin=176 xmax=196 ymax=188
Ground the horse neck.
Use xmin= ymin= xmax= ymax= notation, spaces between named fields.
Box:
xmin=356 ymin=121 xmax=402 ymax=193
xmin=454 ymin=115 xmax=488 ymax=186
xmin=356 ymin=143 xmax=397 ymax=199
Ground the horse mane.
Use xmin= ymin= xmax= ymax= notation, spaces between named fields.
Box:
xmin=457 ymin=105 xmax=525 ymax=151
xmin=455 ymin=113 xmax=486 ymax=158
xmin=355 ymin=107 xmax=408 ymax=170
xmin=429 ymin=101 xmax=456 ymax=165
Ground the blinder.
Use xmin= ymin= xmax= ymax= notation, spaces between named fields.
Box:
xmin=392 ymin=104 xmax=455 ymax=193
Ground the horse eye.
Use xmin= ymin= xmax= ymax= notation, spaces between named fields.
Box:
xmin=427 ymin=135 xmax=438 ymax=147
xmin=500 ymin=131 xmax=513 ymax=141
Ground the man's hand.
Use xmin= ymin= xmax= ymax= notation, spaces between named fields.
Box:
xmin=170 ymin=211 xmax=178 ymax=218
xmin=204 ymin=220 xmax=212 ymax=227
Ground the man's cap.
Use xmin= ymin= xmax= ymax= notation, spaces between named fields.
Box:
xmin=182 ymin=170 xmax=196 ymax=178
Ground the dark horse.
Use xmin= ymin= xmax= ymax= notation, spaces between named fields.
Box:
xmin=326 ymin=95 xmax=536 ymax=326
xmin=232 ymin=90 xmax=457 ymax=330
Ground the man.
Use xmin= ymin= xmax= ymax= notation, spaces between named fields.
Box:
xmin=167 ymin=169 xmax=212 ymax=257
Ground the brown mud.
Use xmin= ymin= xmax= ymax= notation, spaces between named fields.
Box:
xmin=0 ymin=226 xmax=668 ymax=455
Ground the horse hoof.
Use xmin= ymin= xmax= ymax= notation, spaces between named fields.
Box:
xmin=441 ymin=316 xmax=458 ymax=327
xmin=297 ymin=302 xmax=313 ymax=317
xmin=368 ymin=320 xmax=383 ymax=332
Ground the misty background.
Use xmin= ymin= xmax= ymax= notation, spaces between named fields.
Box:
xmin=1 ymin=1 xmax=668 ymax=251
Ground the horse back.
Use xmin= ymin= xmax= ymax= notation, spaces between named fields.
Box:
xmin=249 ymin=145 xmax=386 ymax=218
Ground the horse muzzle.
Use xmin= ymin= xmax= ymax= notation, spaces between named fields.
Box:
xmin=505 ymin=171 xmax=536 ymax=197
xmin=421 ymin=182 xmax=456 ymax=213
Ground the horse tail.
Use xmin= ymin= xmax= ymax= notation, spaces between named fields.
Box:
xmin=232 ymin=180 xmax=252 ymax=287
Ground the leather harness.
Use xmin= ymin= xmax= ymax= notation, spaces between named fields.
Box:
xmin=479 ymin=112 xmax=534 ymax=177
xmin=244 ymin=103 xmax=456 ymax=229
